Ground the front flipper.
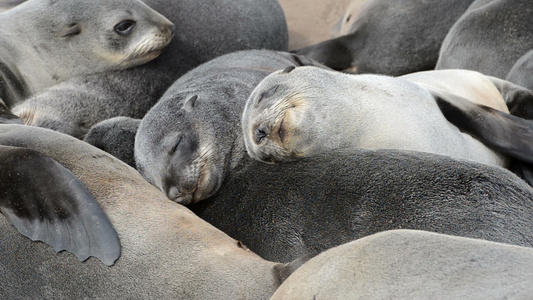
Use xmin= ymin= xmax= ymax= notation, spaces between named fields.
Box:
xmin=0 ymin=146 xmax=120 ymax=265
xmin=430 ymin=89 xmax=533 ymax=164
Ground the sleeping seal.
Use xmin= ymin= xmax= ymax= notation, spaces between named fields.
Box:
xmin=242 ymin=67 xmax=533 ymax=167
xmin=10 ymin=0 xmax=288 ymax=138
xmin=294 ymin=0 xmax=474 ymax=75
xmin=189 ymin=148 xmax=533 ymax=262
xmin=272 ymin=230 xmax=533 ymax=299
xmin=0 ymin=124 xmax=302 ymax=299
xmin=135 ymin=50 xmax=321 ymax=205
xmin=436 ymin=0 xmax=533 ymax=79
xmin=0 ymin=0 xmax=174 ymax=107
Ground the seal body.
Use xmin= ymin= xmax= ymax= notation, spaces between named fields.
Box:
xmin=294 ymin=0 xmax=474 ymax=75
xmin=0 ymin=0 xmax=174 ymax=107
xmin=190 ymin=148 xmax=533 ymax=262
xmin=135 ymin=49 xmax=320 ymax=205
xmin=436 ymin=0 xmax=533 ymax=79
xmin=242 ymin=67 xmax=510 ymax=166
xmin=272 ymin=230 xmax=533 ymax=299
xmin=11 ymin=0 xmax=288 ymax=138
xmin=0 ymin=124 xmax=295 ymax=299
xmin=506 ymin=50 xmax=533 ymax=91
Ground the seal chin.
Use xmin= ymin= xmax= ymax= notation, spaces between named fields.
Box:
xmin=119 ymin=33 xmax=173 ymax=68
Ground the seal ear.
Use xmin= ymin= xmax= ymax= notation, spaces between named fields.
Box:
xmin=429 ymin=88 xmax=533 ymax=163
xmin=182 ymin=95 xmax=198 ymax=113
xmin=60 ymin=23 xmax=82 ymax=38
xmin=282 ymin=66 xmax=296 ymax=73
xmin=0 ymin=146 xmax=121 ymax=265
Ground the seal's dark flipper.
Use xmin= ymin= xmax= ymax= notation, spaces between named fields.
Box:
xmin=293 ymin=35 xmax=354 ymax=71
xmin=0 ymin=98 xmax=22 ymax=124
xmin=430 ymin=89 xmax=533 ymax=164
xmin=0 ymin=146 xmax=120 ymax=265
xmin=488 ymin=76 xmax=533 ymax=120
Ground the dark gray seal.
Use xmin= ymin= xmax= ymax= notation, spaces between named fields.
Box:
xmin=189 ymin=148 xmax=533 ymax=263
xmin=294 ymin=0 xmax=474 ymax=75
xmin=0 ymin=124 xmax=302 ymax=299
xmin=507 ymin=50 xmax=533 ymax=91
xmin=272 ymin=230 xmax=533 ymax=299
xmin=436 ymin=0 xmax=533 ymax=79
xmin=135 ymin=49 xmax=321 ymax=205
xmin=83 ymin=116 xmax=140 ymax=168
xmin=11 ymin=0 xmax=288 ymax=138
xmin=0 ymin=0 xmax=174 ymax=107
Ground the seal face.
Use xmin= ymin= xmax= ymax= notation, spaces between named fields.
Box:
xmin=242 ymin=66 xmax=521 ymax=167
xmin=0 ymin=0 xmax=174 ymax=106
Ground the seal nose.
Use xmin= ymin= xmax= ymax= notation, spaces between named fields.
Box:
xmin=167 ymin=186 xmax=181 ymax=200
xmin=168 ymin=23 xmax=176 ymax=36
xmin=254 ymin=126 xmax=268 ymax=144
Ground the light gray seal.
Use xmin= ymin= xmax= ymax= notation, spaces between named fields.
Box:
xmin=241 ymin=67 xmax=528 ymax=166
xmin=0 ymin=0 xmax=174 ymax=107
xmin=294 ymin=0 xmax=474 ymax=75
xmin=272 ymin=230 xmax=533 ymax=299
xmin=507 ymin=50 xmax=533 ymax=91
xmin=436 ymin=0 xmax=533 ymax=79
xmin=10 ymin=0 xmax=288 ymax=138
xmin=0 ymin=124 xmax=304 ymax=299
xmin=135 ymin=49 xmax=322 ymax=205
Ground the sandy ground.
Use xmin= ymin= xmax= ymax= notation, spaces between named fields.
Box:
xmin=278 ymin=0 xmax=366 ymax=50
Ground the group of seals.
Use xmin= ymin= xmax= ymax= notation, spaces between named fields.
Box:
xmin=135 ymin=50 xmax=320 ymax=205
xmin=294 ymin=0 xmax=474 ymax=75
xmin=0 ymin=0 xmax=174 ymax=107
xmin=9 ymin=0 xmax=288 ymax=138
xmin=0 ymin=124 xmax=301 ymax=299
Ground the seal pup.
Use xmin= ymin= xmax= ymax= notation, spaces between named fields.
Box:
xmin=294 ymin=0 xmax=474 ymax=75
xmin=83 ymin=116 xmax=141 ymax=168
xmin=0 ymin=0 xmax=174 ymax=107
xmin=272 ymin=230 xmax=533 ymax=299
xmin=0 ymin=124 xmax=303 ymax=299
xmin=135 ymin=50 xmax=322 ymax=205
xmin=11 ymin=0 xmax=288 ymax=138
xmin=242 ymin=67 xmax=531 ymax=166
xmin=436 ymin=0 xmax=533 ymax=79
xmin=189 ymin=148 xmax=533 ymax=262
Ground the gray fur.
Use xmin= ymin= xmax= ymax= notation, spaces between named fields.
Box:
xmin=0 ymin=124 xmax=293 ymax=299
xmin=135 ymin=49 xmax=321 ymax=204
xmin=0 ymin=0 xmax=174 ymax=107
xmin=436 ymin=0 xmax=533 ymax=79
xmin=189 ymin=148 xmax=533 ymax=263
xmin=294 ymin=0 xmax=474 ymax=75
xmin=242 ymin=67 xmax=508 ymax=167
xmin=272 ymin=230 xmax=533 ymax=299
xmin=83 ymin=116 xmax=140 ymax=168
xmin=507 ymin=50 xmax=533 ymax=91
xmin=11 ymin=0 xmax=288 ymax=138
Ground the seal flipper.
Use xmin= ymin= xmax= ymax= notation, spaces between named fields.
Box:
xmin=429 ymin=89 xmax=533 ymax=164
xmin=293 ymin=34 xmax=355 ymax=71
xmin=0 ymin=146 xmax=120 ymax=265
xmin=487 ymin=76 xmax=533 ymax=120
xmin=0 ymin=97 xmax=22 ymax=124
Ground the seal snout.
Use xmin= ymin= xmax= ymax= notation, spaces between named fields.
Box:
xmin=253 ymin=125 xmax=269 ymax=144
xmin=166 ymin=186 xmax=195 ymax=205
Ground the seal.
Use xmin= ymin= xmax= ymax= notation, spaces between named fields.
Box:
xmin=272 ymin=230 xmax=533 ymax=299
xmin=0 ymin=0 xmax=24 ymax=13
xmin=189 ymin=147 xmax=533 ymax=262
xmin=0 ymin=0 xmax=174 ymax=107
xmin=436 ymin=0 xmax=533 ymax=79
xmin=294 ymin=0 xmax=474 ymax=75
xmin=242 ymin=67 xmax=530 ymax=167
xmin=83 ymin=116 xmax=141 ymax=168
xmin=0 ymin=124 xmax=302 ymax=299
xmin=135 ymin=49 xmax=322 ymax=205
xmin=507 ymin=50 xmax=533 ymax=91
xmin=10 ymin=0 xmax=288 ymax=138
